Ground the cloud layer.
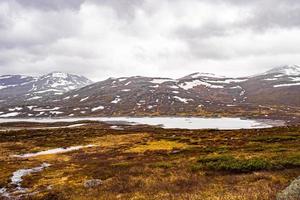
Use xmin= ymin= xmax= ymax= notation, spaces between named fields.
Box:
xmin=1 ymin=0 xmax=300 ymax=80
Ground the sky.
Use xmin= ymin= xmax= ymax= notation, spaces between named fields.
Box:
xmin=0 ymin=0 xmax=300 ymax=81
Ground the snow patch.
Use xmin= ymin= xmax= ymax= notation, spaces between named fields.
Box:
xmin=179 ymin=80 xmax=224 ymax=90
xmin=33 ymin=107 xmax=60 ymax=112
xmin=27 ymin=106 xmax=36 ymax=110
xmin=147 ymin=105 xmax=156 ymax=109
xmin=124 ymin=81 xmax=131 ymax=86
xmin=0 ymin=187 xmax=9 ymax=198
xmin=291 ymin=77 xmax=300 ymax=82
xmin=27 ymin=96 xmax=42 ymax=100
xmin=169 ymin=85 xmax=179 ymax=89
xmin=8 ymin=107 xmax=22 ymax=111
xmin=111 ymin=97 xmax=121 ymax=104
xmin=11 ymin=163 xmax=51 ymax=187
xmin=0 ymin=112 xmax=20 ymax=117
xmin=0 ymin=85 xmax=9 ymax=90
xmin=0 ymin=75 xmax=13 ymax=79
xmin=274 ymin=82 xmax=300 ymax=87
xmin=80 ymin=97 xmax=89 ymax=102
xmin=110 ymin=126 xmax=124 ymax=130
xmin=174 ymin=96 xmax=193 ymax=103
xmin=34 ymin=89 xmax=60 ymax=94
xmin=50 ymin=111 xmax=63 ymax=115
xmin=13 ymin=145 xmax=95 ymax=158
xmin=151 ymin=78 xmax=174 ymax=84
xmin=91 ymin=106 xmax=104 ymax=111
xmin=50 ymin=72 xmax=68 ymax=78
xmin=265 ymin=65 xmax=300 ymax=76
xmin=264 ymin=78 xmax=278 ymax=81
xmin=207 ymin=79 xmax=247 ymax=84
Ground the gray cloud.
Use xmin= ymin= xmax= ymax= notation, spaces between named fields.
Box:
xmin=89 ymin=0 xmax=145 ymax=19
xmin=0 ymin=0 xmax=300 ymax=80
xmin=243 ymin=1 xmax=300 ymax=30
xmin=13 ymin=0 xmax=84 ymax=10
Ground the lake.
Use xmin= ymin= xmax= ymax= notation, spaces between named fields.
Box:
xmin=0 ymin=117 xmax=283 ymax=130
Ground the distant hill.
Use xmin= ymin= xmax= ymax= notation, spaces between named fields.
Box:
xmin=0 ymin=65 xmax=299 ymax=119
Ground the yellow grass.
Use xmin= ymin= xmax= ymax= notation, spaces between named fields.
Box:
xmin=127 ymin=140 xmax=188 ymax=153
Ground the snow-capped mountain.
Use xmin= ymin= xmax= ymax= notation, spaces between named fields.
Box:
xmin=256 ymin=65 xmax=300 ymax=88
xmin=264 ymin=65 xmax=300 ymax=76
xmin=30 ymin=72 xmax=93 ymax=96
xmin=180 ymin=72 xmax=225 ymax=80
xmin=0 ymin=72 xmax=93 ymax=105
xmin=0 ymin=65 xmax=299 ymax=118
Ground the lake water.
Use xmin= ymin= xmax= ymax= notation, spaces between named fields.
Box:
xmin=0 ymin=117 xmax=283 ymax=130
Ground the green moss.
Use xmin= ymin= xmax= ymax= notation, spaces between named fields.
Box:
xmin=150 ymin=162 xmax=174 ymax=169
xmin=251 ymin=135 xmax=298 ymax=143
xmin=274 ymin=154 xmax=300 ymax=168
xmin=194 ymin=153 xmax=300 ymax=172
xmin=190 ymin=163 xmax=203 ymax=172
xmin=196 ymin=155 xmax=271 ymax=172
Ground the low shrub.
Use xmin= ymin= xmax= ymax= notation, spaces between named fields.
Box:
xmin=275 ymin=154 xmax=300 ymax=168
xmin=196 ymin=155 xmax=271 ymax=172
xmin=150 ymin=162 xmax=174 ymax=169
xmin=251 ymin=135 xmax=298 ymax=143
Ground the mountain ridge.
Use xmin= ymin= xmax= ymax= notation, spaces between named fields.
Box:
xmin=0 ymin=72 xmax=93 ymax=105
xmin=0 ymin=65 xmax=299 ymax=120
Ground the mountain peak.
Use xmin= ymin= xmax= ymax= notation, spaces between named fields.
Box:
xmin=47 ymin=71 xmax=69 ymax=78
xmin=265 ymin=65 xmax=300 ymax=76
xmin=181 ymin=72 xmax=225 ymax=80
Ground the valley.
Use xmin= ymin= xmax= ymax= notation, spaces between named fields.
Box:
xmin=0 ymin=65 xmax=300 ymax=120
xmin=0 ymin=65 xmax=299 ymax=200
xmin=0 ymin=121 xmax=299 ymax=200
xmin=1 ymin=1 xmax=300 ymax=199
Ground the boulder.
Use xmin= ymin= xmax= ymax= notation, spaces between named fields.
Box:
xmin=277 ymin=177 xmax=300 ymax=200
xmin=84 ymin=179 xmax=103 ymax=188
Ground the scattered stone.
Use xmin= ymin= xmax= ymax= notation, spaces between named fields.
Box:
xmin=170 ymin=150 xmax=181 ymax=154
xmin=84 ymin=179 xmax=103 ymax=188
xmin=277 ymin=176 xmax=300 ymax=200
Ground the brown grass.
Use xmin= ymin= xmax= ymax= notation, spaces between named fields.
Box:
xmin=0 ymin=124 xmax=299 ymax=200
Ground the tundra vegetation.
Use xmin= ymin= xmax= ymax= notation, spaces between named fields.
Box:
xmin=0 ymin=121 xmax=299 ymax=200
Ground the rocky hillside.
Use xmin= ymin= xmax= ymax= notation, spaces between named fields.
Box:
xmin=0 ymin=65 xmax=299 ymax=118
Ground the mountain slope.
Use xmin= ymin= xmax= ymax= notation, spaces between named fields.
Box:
xmin=0 ymin=65 xmax=299 ymax=119
xmin=0 ymin=72 xmax=93 ymax=106
xmin=240 ymin=65 xmax=300 ymax=106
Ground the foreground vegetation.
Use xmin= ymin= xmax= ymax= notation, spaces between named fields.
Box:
xmin=0 ymin=122 xmax=299 ymax=200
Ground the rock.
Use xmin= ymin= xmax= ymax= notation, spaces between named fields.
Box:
xmin=277 ymin=176 xmax=300 ymax=200
xmin=170 ymin=150 xmax=181 ymax=154
xmin=84 ymin=179 xmax=103 ymax=188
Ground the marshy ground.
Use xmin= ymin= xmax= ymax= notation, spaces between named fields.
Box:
xmin=0 ymin=121 xmax=299 ymax=200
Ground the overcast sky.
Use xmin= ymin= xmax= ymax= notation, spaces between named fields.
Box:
xmin=0 ymin=0 xmax=300 ymax=81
